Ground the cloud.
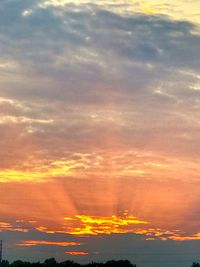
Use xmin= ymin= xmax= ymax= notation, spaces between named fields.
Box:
xmin=65 ymin=251 xmax=89 ymax=255
xmin=63 ymin=215 xmax=148 ymax=235
xmin=0 ymin=221 xmax=29 ymax=233
xmin=16 ymin=240 xmax=82 ymax=247
xmin=2 ymin=177 xmax=200 ymax=239
xmin=0 ymin=1 xmax=200 ymax=175
xmin=1 ymin=2 xmax=200 ymax=265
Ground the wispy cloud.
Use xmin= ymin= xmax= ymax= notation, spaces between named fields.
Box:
xmin=65 ymin=251 xmax=89 ymax=255
xmin=0 ymin=221 xmax=29 ymax=233
xmin=17 ymin=240 xmax=82 ymax=247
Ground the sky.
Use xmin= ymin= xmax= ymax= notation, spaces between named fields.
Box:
xmin=1 ymin=0 xmax=200 ymax=267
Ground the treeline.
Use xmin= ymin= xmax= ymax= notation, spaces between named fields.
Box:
xmin=1 ymin=259 xmax=200 ymax=267
xmin=1 ymin=259 xmax=136 ymax=267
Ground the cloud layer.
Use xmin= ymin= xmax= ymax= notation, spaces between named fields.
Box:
xmin=1 ymin=1 xmax=200 ymax=267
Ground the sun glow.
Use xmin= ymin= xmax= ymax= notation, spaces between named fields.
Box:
xmin=63 ymin=215 xmax=149 ymax=235
xmin=20 ymin=215 xmax=195 ymax=241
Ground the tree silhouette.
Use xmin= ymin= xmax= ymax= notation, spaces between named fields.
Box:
xmin=191 ymin=263 xmax=200 ymax=267
xmin=3 ymin=258 xmax=200 ymax=267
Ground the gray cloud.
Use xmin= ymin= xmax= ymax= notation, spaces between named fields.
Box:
xmin=0 ymin=1 xmax=200 ymax=167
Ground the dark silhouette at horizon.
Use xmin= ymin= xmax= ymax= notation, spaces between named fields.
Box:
xmin=1 ymin=258 xmax=199 ymax=267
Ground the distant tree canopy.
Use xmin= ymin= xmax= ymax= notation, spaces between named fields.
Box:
xmin=1 ymin=259 xmax=199 ymax=267
xmin=1 ymin=259 xmax=136 ymax=267
xmin=192 ymin=263 xmax=200 ymax=267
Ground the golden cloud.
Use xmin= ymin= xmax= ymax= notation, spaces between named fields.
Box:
xmin=35 ymin=214 xmax=149 ymax=236
xmin=64 ymin=215 xmax=148 ymax=235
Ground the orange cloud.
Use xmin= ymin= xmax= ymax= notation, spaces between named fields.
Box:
xmin=34 ymin=215 xmax=189 ymax=241
xmin=1 ymin=149 xmax=199 ymax=185
xmin=17 ymin=240 xmax=82 ymax=247
xmin=170 ymin=232 xmax=200 ymax=241
xmin=65 ymin=252 xmax=89 ymax=255
xmin=0 ymin=221 xmax=29 ymax=232
xmin=64 ymin=215 xmax=148 ymax=235
xmin=35 ymin=214 xmax=149 ymax=236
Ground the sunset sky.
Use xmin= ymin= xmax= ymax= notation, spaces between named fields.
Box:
xmin=1 ymin=1 xmax=200 ymax=267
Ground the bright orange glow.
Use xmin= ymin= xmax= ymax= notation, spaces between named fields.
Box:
xmin=63 ymin=214 xmax=149 ymax=235
xmin=65 ymin=251 xmax=89 ymax=255
xmin=2 ymin=177 xmax=200 ymax=243
xmin=32 ymin=214 xmax=195 ymax=241
xmin=33 ymin=214 xmax=149 ymax=236
xmin=17 ymin=240 xmax=82 ymax=247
